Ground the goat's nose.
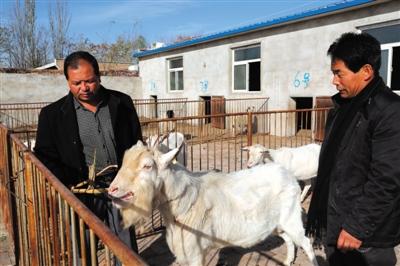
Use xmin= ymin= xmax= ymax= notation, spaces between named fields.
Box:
xmin=108 ymin=186 xmax=118 ymax=194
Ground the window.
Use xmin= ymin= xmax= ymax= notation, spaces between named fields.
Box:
xmin=168 ymin=57 xmax=183 ymax=91
xmin=363 ymin=23 xmax=400 ymax=90
xmin=379 ymin=44 xmax=400 ymax=90
xmin=232 ymin=45 xmax=261 ymax=92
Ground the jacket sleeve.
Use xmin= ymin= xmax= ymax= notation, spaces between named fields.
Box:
xmin=342 ymin=101 xmax=400 ymax=240
xmin=34 ymin=109 xmax=67 ymax=185
xmin=128 ymin=97 xmax=143 ymax=143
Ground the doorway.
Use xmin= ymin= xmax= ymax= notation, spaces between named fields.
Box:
xmin=151 ymin=95 xmax=158 ymax=118
xmin=200 ymin=96 xmax=211 ymax=124
xmin=292 ymin=97 xmax=312 ymax=132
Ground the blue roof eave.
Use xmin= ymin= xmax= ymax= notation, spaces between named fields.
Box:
xmin=134 ymin=0 xmax=375 ymax=58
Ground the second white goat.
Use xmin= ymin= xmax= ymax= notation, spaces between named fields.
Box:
xmin=242 ymin=143 xmax=321 ymax=202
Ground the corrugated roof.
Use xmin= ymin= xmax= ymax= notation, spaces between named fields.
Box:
xmin=134 ymin=0 xmax=375 ymax=58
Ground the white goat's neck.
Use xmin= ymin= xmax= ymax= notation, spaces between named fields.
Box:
xmin=157 ymin=164 xmax=201 ymax=223
xmin=264 ymin=149 xmax=275 ymax=162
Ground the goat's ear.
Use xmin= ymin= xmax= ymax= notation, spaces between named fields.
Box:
xmin=136 ymin=140 xmax=144 ymax=147
xmin=241 ymin=146 xmax=249 ymax=151
xmin=158 ymin=147 xmax=180 ymax=170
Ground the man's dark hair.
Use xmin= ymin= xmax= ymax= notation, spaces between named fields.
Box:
xmin=327 ymin=32 xmax=381 ymax=74
xmin=63 ymin=51 xmax=100 ymax=80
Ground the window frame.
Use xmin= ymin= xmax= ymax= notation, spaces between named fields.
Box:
xmin=167 ymin=57 xmax=184 ymax=92
xmin=231 ymin=44 xmax=261 ymax=93
xmin=380 ymin=42 xmax=400 ymax=91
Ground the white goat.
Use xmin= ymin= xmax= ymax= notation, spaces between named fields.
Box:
xmin=108 ymin=141 xmax=318 ymax=266
xmin=23 ymin=139 xmax=36 ymax=151
xmin=242 ymin=143 xmax=321 ymax=202
xmin=146 ymin=132 xmax=186 ymax=166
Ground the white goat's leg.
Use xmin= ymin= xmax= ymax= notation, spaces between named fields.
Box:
xmin=300 ymin=180 xmax=312 ymax=202
xmin=280 ymin=225 xmax=319 ymax=266
xmin=298 ymin=236 xmax=319 ymax=266
xmin=278 ymin=232 xmax=295 ymax=266
xmin=279 ymin=196 xmax=319 ymax=266
xmin=188 ymin=256 xmax=203 ymax=266
xmin=281 ymin=227 xmax=318 ymax=266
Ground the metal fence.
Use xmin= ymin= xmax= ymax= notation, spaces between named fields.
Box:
xmin=142 ymin=108 xmax=329 ymax=173
xmin=0 ymin=102 xmax=49 ymax=130
xmin=134 ymin=97 xmax=269 ymax=122
xmin=0 ymin=125 xmax=147 ymax=266
xmin=0 ymin=97 xmax=269 ymax=127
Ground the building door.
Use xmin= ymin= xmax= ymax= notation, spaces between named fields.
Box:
xmin=211 ymin=96 xmax=225 ymax=129
xmin=199 ymin=96 xmax=211 ymax=124
xmin=151 ymin=95 xmax=158 ymax=118
xmin=292 ymin=97 xmax=312 ymax=132
xmin=314 ymin=96 xmax=333 ymax=141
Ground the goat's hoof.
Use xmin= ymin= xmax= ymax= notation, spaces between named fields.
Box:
xmin=283 ymin=260 xmax=293 ymax=266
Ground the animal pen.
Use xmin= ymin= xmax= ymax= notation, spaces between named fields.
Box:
xmin=0 ymin=98 xmax=330 ymax=266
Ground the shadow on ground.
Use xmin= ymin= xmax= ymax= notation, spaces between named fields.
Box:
xmin=139 ymin=233 xmax=175 ymax=266
xmin=139 ymin=232 xmax=329 ymax=266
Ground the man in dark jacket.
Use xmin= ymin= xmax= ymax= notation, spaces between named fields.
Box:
xmin=34 ymin=51 xmax=142 ymax=265
xmin=306 ymin=32 xmax=400 ymax=266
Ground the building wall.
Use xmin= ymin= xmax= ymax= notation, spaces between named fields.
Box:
xmin=0 ymin=72 xmax=142 ymax=103
xmin=138 ymin=1 xmax=399 ymax=110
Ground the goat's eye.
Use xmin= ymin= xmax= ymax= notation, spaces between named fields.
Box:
xmin=143 ymin=164 xmax=152 ymax=170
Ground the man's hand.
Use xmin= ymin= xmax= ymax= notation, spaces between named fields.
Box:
xmin=337 ymin=229 xmax=362 ymax=251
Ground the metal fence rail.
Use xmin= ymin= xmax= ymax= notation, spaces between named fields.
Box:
xmin=0 ymin=125 xmax=147 ymax=266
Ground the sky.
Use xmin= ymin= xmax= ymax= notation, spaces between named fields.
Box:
xmin=1 ymin=0 xmax=341 ymax=46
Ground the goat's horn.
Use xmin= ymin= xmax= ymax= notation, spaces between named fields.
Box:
xmin=159 ymin=132 xmax=169 ymax=144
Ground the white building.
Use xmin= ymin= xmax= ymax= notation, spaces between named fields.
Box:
xmin=135 ymin=0 xmax=399 ymax=111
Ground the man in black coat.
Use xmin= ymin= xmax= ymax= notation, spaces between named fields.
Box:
xmin=306 ymin=32 xmax=400 ymax=266
xmin=35 ymin=51 xmax=142 ymax=265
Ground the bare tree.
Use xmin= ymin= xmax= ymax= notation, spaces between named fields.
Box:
xmin=49 ymin=0 xmax=71 ymax=59
xmin=0 ymin=26 xmax=12 ymax=66
xmin=104 ymin=34 xmax=147 ymax=63
xmin=89 ymin=20 xmax=147 ymax=64
xmin=5 ymin=0 xmax=49 ymax=68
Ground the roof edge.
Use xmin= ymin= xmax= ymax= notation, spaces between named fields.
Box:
xmin=134 ymin=0 xmax=376 ymax=58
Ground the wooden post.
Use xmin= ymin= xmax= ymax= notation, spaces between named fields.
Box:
xmin=247 ymin=112 xmax=253 ymax=147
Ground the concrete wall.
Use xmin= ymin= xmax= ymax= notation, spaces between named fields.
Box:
xmin=138 ymin=1 xmax=399 ymax=110
xmin=0 ymin=72 xmax=142 ymax=103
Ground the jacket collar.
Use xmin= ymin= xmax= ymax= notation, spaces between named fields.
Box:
xmin=331 ymin=76 xmax=383 ymax=109
xmin=60 ymin=92 xmax=80 ymax=143
xmin=101 ymin=87 xmax=120 ymax=131
xmin=60 ymin=86 xmax=120 ymax=134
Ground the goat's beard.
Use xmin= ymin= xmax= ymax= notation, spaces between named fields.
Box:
xmin=119 ymin=180 xmax=155 ymax=229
